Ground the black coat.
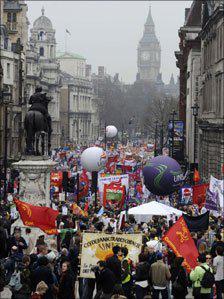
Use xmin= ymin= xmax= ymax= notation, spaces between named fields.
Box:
xmin=170 ymin=266 xmax=188 ymax=298
xmin=95 ymin=268 xmax=116 ymax=294
xmin=58 ymin=270 xmax=75 ymax=299
xmin=106 ymin=255 xmax=122 ymax=284
xmin=31 ymin=266 xmax=54 ymax=299
xmin=135 ymin=262 xmax=150 ymax=282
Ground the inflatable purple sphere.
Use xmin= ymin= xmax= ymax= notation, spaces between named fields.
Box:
xmin=143 ymin=155 xmax=183 ymax=196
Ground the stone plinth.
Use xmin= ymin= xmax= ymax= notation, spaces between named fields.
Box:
xmin=13 ymin=156 xmax=57 ymax=207
xmin=11 ymin=156 xmax=57 ymax=237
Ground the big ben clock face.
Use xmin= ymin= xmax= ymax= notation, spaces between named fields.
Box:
xmin=141 ymin=51 xmax=150 ymax=61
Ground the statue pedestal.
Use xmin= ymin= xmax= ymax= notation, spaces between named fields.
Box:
xmin=11 ymin=156 xmax=57 ymax=238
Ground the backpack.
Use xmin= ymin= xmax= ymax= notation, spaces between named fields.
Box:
xmin=8 ymin=270 xmax=22 ymax=291
xmin=200 ymin=266 xmax=215 ymax=288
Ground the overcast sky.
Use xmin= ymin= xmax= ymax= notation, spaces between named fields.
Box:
xmin=27 ymin=1 xmax=192 ymax=84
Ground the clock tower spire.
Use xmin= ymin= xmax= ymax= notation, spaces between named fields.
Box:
xmin=137 ymin=6 xmax=161 ymax=82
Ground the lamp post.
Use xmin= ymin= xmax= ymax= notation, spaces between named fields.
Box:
xmin=159 ymin=124 xmax=164 ymax=155
xmin=154 ymin=120 xmax=158 ymax=157
xmin=170 ymin=110 xmax=177 ymax=158
xmin=104 ymin=122 xmax=107 ymax=151
xmin=0 ymin=90 xmax=12 ymax=201
xmin=191 ymin=103 xmax=199 ymax=164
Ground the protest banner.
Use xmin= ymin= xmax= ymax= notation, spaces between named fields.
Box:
xmin=80 ymin=233 xmax=142 ymax=278
xmin=98 ymin=174 xmax=129 ymax=201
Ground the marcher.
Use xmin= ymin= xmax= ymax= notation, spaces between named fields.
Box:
xmin=150 ymin=252 xmax=171 ymax=299
xmin=94 ymin=260 xmax=116 ymax=299
xmin=190 ymin=254 xmax=214 ymax=299
xmin=213 ymin=246 xmax=224 ymax=299
xmin=57 ymin=261 xmax=75 ymax=299
xmin=170 ymin=257 xmax=188 ymax=299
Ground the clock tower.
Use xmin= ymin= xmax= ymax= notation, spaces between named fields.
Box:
xmin=137 ymin=6 xmax=161 ymax=82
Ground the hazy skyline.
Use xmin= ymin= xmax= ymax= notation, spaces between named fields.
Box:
xmin=27 ymin=1 xmax=192 ymax=84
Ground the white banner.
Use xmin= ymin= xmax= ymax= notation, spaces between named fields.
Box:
xmin=209 ymin=175 xmax=224 ymax=209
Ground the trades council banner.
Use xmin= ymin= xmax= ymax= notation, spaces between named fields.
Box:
xmin=80 ymin=233 xmax=142 ymax=278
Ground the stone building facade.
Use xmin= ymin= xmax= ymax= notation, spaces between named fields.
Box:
xmin=176 ymin=0 xmax=224 ymax=179
xmin=198 ymin=1 xmax=224 ymax=179
xmin=58 ymin=53 xmax=99 ymax=145
xmin=0 ymin=0 xmax=29 ymax=163
xmin=186 ymin=49 xmax=201 ymax=164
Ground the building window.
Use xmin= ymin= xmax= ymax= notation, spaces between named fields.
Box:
xmin=39 ymin=47 xmax=44 ymax=56
xmin=7 ymin=13 xmax=11 ymax=22
xmin=7 ymin=63 xmax=10 ymax=79
xmin=38 ymin=31 xmax=45 ymax=41
xmin=12 ymin=13 xmax=17 ymax=22
xmin=50 ymin=45 xmax=54 ymax=58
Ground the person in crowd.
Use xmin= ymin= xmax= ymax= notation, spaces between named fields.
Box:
xmin=149 ymin=252 xmax=171 ymax=299
xmin=0 ymin=219 xmax=8 ymax=259
xmin=213 ymin=246 xmax=224 ymax=299
xmin=211 ymin=234 xmax=224 ymax=258
xmin=36 ymin=235 xmax=47 ymax=248
xmin=170 ymin=257 xmax=188 ymax=299
xmin=31 ymin=256 xmax=55 ymax=299
xmin=8 ymin=228 xmax=27 ymax=255
xmin=57 ymin=261 xmax=75 ymax=299
xmin=31 ymin=281 xmax=48 ymax=299
xmin=190 ymin=253 xmax=213 ymax=299
xmin=24 ymin=228 xmax=35 ymax=255
xmin=121 ymin=247 xmax=133 ymax=298
xmin=106 ymin=245 xmax=122 ymax=287
xmin=94 ymin=260 xmax=116 ymax=299
xmin=134 ymin=254 xmax=150 ymax=299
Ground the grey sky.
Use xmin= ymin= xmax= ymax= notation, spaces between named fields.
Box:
xmin=27 ymin=1 xmax=192 ymax=84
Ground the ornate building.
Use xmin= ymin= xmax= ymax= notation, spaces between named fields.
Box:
xmin=175 ymin=0 xmax=224 ymax=179
xmin=0 ymin=0 xmax=29 ymax=163
xmin=28 ymin=8 xmax=61 ymax=148
xmin=198 ymin=0 xmax=224 ymax=179
xmin=58 ymin=53 xmax=99 ymax=145
xmin=137 ymin=6 xmax=161 ymax=82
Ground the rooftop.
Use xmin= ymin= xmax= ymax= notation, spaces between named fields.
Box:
xmin=57 ymin=51 xmax=86 ymax=60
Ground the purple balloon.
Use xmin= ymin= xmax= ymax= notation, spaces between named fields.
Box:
xmin=143 ymin=155 xmax=183 ymax=196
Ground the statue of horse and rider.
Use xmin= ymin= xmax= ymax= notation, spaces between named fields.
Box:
xmin=24 ymin=86 xmax=52 ymax=156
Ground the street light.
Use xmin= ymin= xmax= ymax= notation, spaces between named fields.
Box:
xmin=191 ymin=103 xmax=199 ymax=164
xmin=0 ymin=90 xmax=12 ymax=201
xmin=154 ymin=120 xmax=158 ymax=157
xmin=170 ymin=110 xmax=177 ymax=158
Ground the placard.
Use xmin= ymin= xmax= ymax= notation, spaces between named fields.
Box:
xmin=80 ymin=233 xmax=142 ymax=278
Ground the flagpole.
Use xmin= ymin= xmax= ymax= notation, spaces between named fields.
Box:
xmin=65 ymin=31 xmax=67 ymax=53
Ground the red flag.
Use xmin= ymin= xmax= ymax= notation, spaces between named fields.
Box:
xmin=193 ymin=183 xmax=209 ymax=207
xmin=193 ymin=169 xmax=200 ymax=183
xmin=84 ymin=202 xmax=89 ymax=212
xmin=14 ymin=198 xmax=59 ymax=235
xmin=162 ymin=217 xmax=198 ymax=273
xmin=79 ymin=170 xmax=89 ymax=198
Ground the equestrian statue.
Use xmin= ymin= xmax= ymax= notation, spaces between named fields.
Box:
xmin=24 ymin=86 xmax=52 ymax=156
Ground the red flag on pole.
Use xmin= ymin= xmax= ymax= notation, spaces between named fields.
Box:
xmin=14 ymin=198 xmax=59 ymax=235
xmin=193 ymin=169 xmax=200 ymax=183
xmin=162 ymin=216 xmax=198 ymax=273
xmin=192 ymin=183 xmax=209 ymax=207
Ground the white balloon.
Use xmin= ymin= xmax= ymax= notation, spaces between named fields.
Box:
xmin=106 ymin=125 xmax=118 ymax=138
xmin=81 ymin=147 xmax=106 ymax=172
